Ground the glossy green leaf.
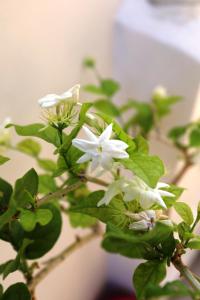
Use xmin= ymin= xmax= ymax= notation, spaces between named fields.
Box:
xmin=121 ymin=154 xmax=165 ymax=188
xmin=2 ymin=283 xmax=31 ymax=300
xmin=133 ymin=260 xmax=166 ymax=299
xmin=20 ymin=210 xmax=36 ymax=232
xmin=145 ymin=280 xmax=191 ymax=298
xmin=10 ymin=123 xmax=60 ymax=147
xmin=36 ymin=208 xmax=53 ymax=226
xmin=0 ymin=178 xmax=13 ymax=211
xmin=188 ymin=237 xmax=200 ymax=250
xmin=14 ymin=168 xmax=38 ymax=207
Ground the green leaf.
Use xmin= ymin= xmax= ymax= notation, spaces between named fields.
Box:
xmin=177 ymin=222 xmax=192 ymax=242
xmin=70 ymin=191 xmax=129 ymax=228
xmin=20 ymin=210 xmax=36 ymax=232
xmin=163 ymin=185 xmax=184 ymax=207
xmin=153 ymin=96 xmax=181 ymax=119
xmin=16 ymin=139 xmax=41 ymax=157
xmin=24 ymin=203 xmax=62 ymax=259
xmin=133 ymin=260 xmax=166 ymax=299
xmin=83 ymin=85 xmax=104 ymax=95
xmin=174 ymin=202 xmax=194 ymax=225
xmin=36 ymin=208 xmax=53 ymax=226
xmin=190 ymin=128 xmax=200 ymax=147
xmin=83 ymin=57 xmax=95 ymax=68
xmin=2 ymin=283 xmax=31 ymax=300
xmin=121 ymin=154 xmax=165 ymax=188
xmin=146 ymin=280 xmax=191 ymax=298
xmin=133 ymin=135 xmax=149 ymax=154
xmin=10 ymin=123 xmax=60 ymax=147
xmin=0 ymin=178 xmax=13 ymax=211
xmin=94 ymin=99 xmax=120 ymax=117
xmin=188 ymin=237 xmax=200 ymax=249
xmin=37 ymin=159 xmax=57 ymax=172
xmin=38 ymin=174 xmax=57 ymax=194
xmin=14 ymin=168 xmax=38 ymax=207
xmin=168 ymin=125 xmax=188 ymax=142
xmin=100 ymin=79 xmax=120 ymax=97
xmin=0 ymin=155 xmax=9 ymax=165
xmin=69 ymin=212 xmax=96 ymax=228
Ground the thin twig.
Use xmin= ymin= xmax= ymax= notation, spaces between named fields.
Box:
xmin=84 ymin=175 xmax=108 ymax=187
xmin=171 ymin=161 xmax=193 ymax=185
xmin=38 ymin=181 xmax=84 ymax=205
xmin=28 ymin=228 xmax=101 ymax=292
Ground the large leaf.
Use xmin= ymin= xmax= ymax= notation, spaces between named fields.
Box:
xmin=24 ymin=203 xmax=62 ymax=259
xmin=0 ymin=178 xmax=13 ymax=210
xmin=10 ymin=123 xmax=60 ymax=146
xmin=70 ymin=191 xmax=130 ymax=228
xmin=2 ymin=283 xmax=31 ymax=300
xmin=121 ymin=154 xmax=165 ymax=188
xmin=133 ymin=260 xmax=166 ymax=299
xmin=145 ymin=280 xmax=191 ymax=299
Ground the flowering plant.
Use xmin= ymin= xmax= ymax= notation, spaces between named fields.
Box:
xmin=0 ymin=58 xmax=200 ymax=300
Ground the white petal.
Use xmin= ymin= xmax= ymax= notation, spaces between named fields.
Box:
xmin=107 ymin=139 xmax=129 ymax=150
xmin=160 ymin=220 xmax=173 ymax=227
xmin=38 ymin=94 xmax=59 ymax=108
xmin=90 ymin=157 xmax=99 ymax=172
xmin=72 ymin=139 xmax=98 ymax=153
xmin=129 ymin=220 xmax=149 ymax=231
xmin=145 ymin=210 xmax=156 ymax=220
xmin=157 ymin=182 xmax=170 ymax=189
xmin=158 ymin=190 xmax=175 ymax=198
xmin=82 ymin=126 xmax=98 ymax=142
xmin=111 ymin=150 xmax=129 ymax=159
xmin=77 ymin=153 xmax=91 ymax=164
xmin=99 ymin=124 xmax=113 ymax=142
xmin=154 ymin=194 xmax=167 ymax=209
xmin=139 ymin=191 xmax=156 ymax=209
xmin=97 ymin=181 xmax=121 ymax=207
xmin=100 ymin=153 xmax=113 ymax=170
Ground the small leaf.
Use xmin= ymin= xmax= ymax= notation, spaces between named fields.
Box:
xmin=37 ymin=159 xmax=57 ymax=172
xmin=14 ymin=168 xmax=38 ymax=207
xmin=36 ymin=209 xmax=53 ymax=226
xmin=16 ymin=139 xmax=41 ymax=157
xmin=168 ymin=125 xmax=188 ymax=142
xmin=2 ymin=283 xmax=31 ymax=300
xmin=69 ymin=212 xmax=96 ymax=228
xmin=100 ymin=79 xmax=120 ymax=97
xmin=94 ymin=99 xmax=120 ymax=117
xmin=190 ymin=128 xmax=200 ymax=147
xmin=133 ymin=260 xmax=166 ymax=299
xmin=188 ymin=237 xmax=200 ymax=249
xmin=83 ymin=57 xmax=95 ymax=68
xmin=10 ymin=123 xmax=60 ymax=147
xmin=38 ymin=174 xmax=57 ymax=194
xmin=0 ymin=155 xmax=9 ymax=165
xmin=146 ymin=280 xmax=192 ymax=298
xmin=174 ymin=202 xmax=194 ymax=225
xmin=83 ymin=85 xmax=104 ymax=95
xmin=20 ymin=210 xmax=36 ymax=232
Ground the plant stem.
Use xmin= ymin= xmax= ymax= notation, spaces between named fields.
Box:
xmin=173 ymin=258 xmax=200 ymax=291
xmin=38 ymin=181 xmax=84 ymax=205
xmin=28 ymin=228 xmax=101 ymax=292
xmin=84 ymin=175 xmax=108 ymax=187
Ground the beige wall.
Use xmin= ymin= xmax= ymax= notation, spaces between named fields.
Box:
xmin=0 ymin=1 xmax=121 ymax=299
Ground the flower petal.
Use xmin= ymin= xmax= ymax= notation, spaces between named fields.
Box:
xmin=72 ymin=139 xmax=98 ymax=153
xmin=129 ymin=220 xmax=149 ymax=231
xmin=99 ymin=124 xmax=113 ymax=142
xmin=77 ymin=153 xmax=91 ymax=164
xmin=82 ymin=126 xmax=98 ymax=142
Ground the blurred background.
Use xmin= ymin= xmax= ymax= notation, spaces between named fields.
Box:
xmin=1 ymin=0 xmax=200 ymax=299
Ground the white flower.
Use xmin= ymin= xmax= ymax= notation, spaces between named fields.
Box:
xmin=38 ymin=84 xmax=80 ymax=108
xmin=97 ymin=176 xmax=174 ymax=209
xmin=122 ymin=177 xmax=174 ymax=209
xmin=127 ymin=210 xmax=156 ymax=231
xmin=72 ymin=124 xmax=129 ymax=172
xmin=153 ymin=85 xmax=167 ymax=99
xmin=127 ymin=209 xmax=173 ymax=231
xmin=0 ymin=117 xmax=12 ymax=146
